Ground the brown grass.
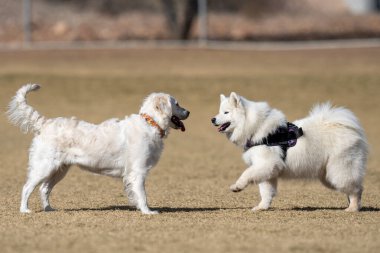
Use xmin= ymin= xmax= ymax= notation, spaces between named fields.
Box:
xmin=0 ymin=48 xmax=380 ymax=253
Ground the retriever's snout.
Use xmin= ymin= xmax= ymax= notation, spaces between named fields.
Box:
xmin=185 ymin=110 xmax=190 ymax=118
xmin=211 ymin=117 xmax=216 ymax=125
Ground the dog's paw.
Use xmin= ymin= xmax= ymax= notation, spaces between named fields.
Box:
xmin=230 ymin=184 xmax=242 ymax=192
xmin=252 ymin=205 xmax=270 ymax=212
xmin=141 ymin=209 xmax=159 ymax=215
xmin=344 ymin=207 xmax=360 ymax=212
xmin=20 ymin=208 xmax=32 ymax=214
xmin=44 ymin=206 xmax=56 ymax=212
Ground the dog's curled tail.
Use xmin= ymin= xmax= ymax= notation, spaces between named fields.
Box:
xmin=309 ymin=102 xmax=366 ymax=137
xmin=7 ymin=84 xmax=46 ymax=134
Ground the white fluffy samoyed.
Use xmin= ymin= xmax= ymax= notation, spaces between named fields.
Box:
xmin=212 ymin=92 xmax=368 ymax=212
xmin=8 ymin=84 xmax=189 ymax=214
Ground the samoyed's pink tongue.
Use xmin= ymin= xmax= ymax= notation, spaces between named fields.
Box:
xmin=218 ymin=122 xmax=231 ymax=132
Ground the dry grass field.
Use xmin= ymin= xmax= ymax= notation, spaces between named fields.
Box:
xmin=0 ymin=47 xmax=380 ymax=253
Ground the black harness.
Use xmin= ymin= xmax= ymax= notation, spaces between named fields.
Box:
xmin=244 ymin=122 xmax=304 ymax=160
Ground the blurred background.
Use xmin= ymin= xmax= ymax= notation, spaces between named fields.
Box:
xmin=1 ymin=2 xmax=380 ymax=253
xmin=1 ymin=0 xmax=380 ymax=46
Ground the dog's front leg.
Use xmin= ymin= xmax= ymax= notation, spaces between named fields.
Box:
xmin=252 ymin=178 xmax=278 ymax=211
xmin=229 ymin=167 xmax=253 ymax=192
xmin=126 ymin=170 xmax=158 ymax=215
xmin=230 ymin=163 xmax=279 ymax=193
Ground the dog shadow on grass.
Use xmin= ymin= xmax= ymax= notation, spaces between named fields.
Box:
xmin=64 ymin=205 xmax=380 ymax=213
xmin=290 ymin=206 xmax=380 ymax=212
xmin=64 ymin=205 xmax=247 ymax=213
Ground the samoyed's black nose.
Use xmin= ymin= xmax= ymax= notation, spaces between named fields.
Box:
xmin=211 ymin=118 xmax=216 ymax=124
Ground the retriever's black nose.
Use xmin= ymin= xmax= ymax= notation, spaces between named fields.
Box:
xmin=211 ymin=118 xmax=216 ymax=124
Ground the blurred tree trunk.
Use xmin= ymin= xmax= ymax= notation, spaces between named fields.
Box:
xmin=161 ymin=0 xmax=198 ymax=40
xmin=161 ymin=0 xmax=179 ymax=37
xmin=180 ymin=0 xmax=198 ymax=40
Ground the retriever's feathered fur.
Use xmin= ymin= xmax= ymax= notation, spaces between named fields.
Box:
xmin=8 ymin=84 xmax=189 ymax=214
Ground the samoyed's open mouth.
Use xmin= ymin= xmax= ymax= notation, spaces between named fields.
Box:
xmin=218 ymin=122 xmax=231 ymax=132
xmin=171 ymin=115 xmax=185 ymax=132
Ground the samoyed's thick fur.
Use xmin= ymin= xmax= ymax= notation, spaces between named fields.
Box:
xmin=8 ymin=84 xmax=189 ymax=214
xmin=212 ymin=92 xmax=368 ymax=212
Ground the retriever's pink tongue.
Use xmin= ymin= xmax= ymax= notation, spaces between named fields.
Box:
xmin=180 ymin=123 xmax=185 ymax=132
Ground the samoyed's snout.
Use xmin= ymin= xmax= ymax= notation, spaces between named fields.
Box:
xmin=211 ymin=116 xmax=231 ymax=132
xmin=211 ymin=114 xmax=223 ymax=126
xmin=210 ymin=116 xmax=223 ymax=126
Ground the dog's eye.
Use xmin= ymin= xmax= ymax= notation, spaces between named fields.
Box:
xmin=176 ymin=102 xmax=179 ymax=106
xmin=224 ymin=112 xmax=229 ymax=114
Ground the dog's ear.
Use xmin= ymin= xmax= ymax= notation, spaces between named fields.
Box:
xmin=220 ymin=94 xmax=226 ymax=102
xmin=154 ymin=94 xmax=171 ymax=116
xmin=229 ymin=92 xmax=242 ymax=108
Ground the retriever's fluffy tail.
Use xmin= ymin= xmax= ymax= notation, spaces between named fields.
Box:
xmin=309 ymin=102 xmax=365 ymax=137
xmin=7 ymin=84 xmax=46 ymax=134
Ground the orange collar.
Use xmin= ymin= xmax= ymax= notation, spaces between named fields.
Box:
xmin=140 ymin=113 xmax=165 ymax=138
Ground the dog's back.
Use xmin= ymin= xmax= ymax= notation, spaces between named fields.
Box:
xmin=300 ymin=103 xmax=367 ymax=154
xmin=307 ymin=103 xmax=366 ymax=138
xmin=286 ymin=103 xmax=368 ymax=184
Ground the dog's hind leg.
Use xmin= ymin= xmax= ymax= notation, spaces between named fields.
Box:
xmin=39 ymin=165 xmax=69 ymax=211
xmin=20 ymin=164 xmax=55 ymax=213
xmin=20 ymin=175 xmax=41 ymax=213
xmin=325 ymin=150 xmax=366 ymax=212
xmin=345 ymin=188 xmax=362 ymax=212
xmin=252 ymin=178 xmax=278 ymax=211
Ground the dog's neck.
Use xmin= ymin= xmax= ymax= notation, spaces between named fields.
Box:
xmin=229 ymin=102 xmax=286 ymax=148
xmin=250 ymin=108 xmax=287 ymax=143
xmin=140 ymin=113 xmax=168 ymax=138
